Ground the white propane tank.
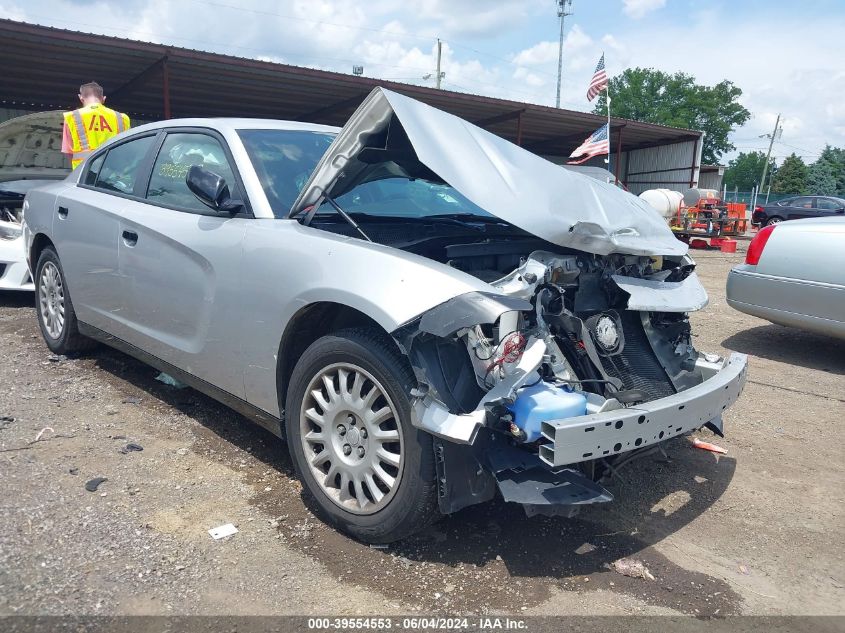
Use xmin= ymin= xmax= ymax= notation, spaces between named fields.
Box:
xmin=639 ymin=189 xmax=684 ymax=221
xmin=683 ymin=188 xmax=720 ymax=207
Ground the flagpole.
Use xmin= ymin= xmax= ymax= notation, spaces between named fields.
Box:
xmin=605 ymin=51 xmax=612 ymax=181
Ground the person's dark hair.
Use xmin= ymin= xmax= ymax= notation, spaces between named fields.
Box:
xmin=79 ymin=81 xmax=104 ymax=99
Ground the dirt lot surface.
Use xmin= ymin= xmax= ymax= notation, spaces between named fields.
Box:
xmin=1 ymin=244 xmax=843 ymax=617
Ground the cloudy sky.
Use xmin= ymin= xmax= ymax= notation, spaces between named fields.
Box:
xmin=2 ymin=0 xmax=844 ymax=164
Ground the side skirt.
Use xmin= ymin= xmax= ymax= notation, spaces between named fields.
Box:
xmin=78 ymin=322 xmax=284 ymax=438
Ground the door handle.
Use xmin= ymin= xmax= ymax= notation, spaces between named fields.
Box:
xmin=122 ymin=230 xmax=138 ymax=247
xmin=57 ymin=206 xmax=68 ymax=218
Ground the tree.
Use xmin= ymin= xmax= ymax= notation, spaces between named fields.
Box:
xmin=592 ymin=68 xmax=751 ymax=164
xmin=812 ymin=145 xmax=845 ymax=195
xmin=724 ymin=151 xmax=776 ymax=191
xmin=771 ymin=153 xmax=808 ymax=194
xmin=806 ymin=159 xmax=837 ymax=195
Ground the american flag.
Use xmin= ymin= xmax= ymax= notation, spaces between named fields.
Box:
xmin=567 ymin=124 xmax=610 ymax=165
xmin=586 ymin=53 xmax=608 ymax=101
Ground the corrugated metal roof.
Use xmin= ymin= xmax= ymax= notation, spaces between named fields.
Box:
xmin=0 ymin=19 xmax=702 ymax=158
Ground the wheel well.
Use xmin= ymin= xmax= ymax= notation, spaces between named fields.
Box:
xmin=29 ymin=233 xmax=55 ymax=271
xmin=276 ymin=303 xmax=387 ymax=412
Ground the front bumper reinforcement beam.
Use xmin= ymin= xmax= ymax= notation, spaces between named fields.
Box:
xmin=539 ymin=353 xmax=748 ymax=468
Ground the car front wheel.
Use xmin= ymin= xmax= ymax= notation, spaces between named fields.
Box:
xmin=285 ymin=328 xmax=438 ymax=543
xmin=34 ymin=246 xmax=96 ymax=354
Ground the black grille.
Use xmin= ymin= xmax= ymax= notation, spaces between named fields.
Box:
xmin=598 ymin=312 xmax=676 ymax=401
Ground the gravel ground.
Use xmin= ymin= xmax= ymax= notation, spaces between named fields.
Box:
xmin=0 ymin=244 xmax=843 ymax=617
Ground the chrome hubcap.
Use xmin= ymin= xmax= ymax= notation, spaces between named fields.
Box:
xmin=38 ymin=261 xmax=65 ymax=339
xmin=300 ymin=363 xmax=403 ymax=515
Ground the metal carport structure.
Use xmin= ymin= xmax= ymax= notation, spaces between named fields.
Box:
xmin=0 ymin=19 xmax=704 ymax=192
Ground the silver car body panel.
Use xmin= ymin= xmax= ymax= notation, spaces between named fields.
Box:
xmin=539 ymin=353 xmax=748 ymax=468
xmin=612 ymin=272 xmax=709 ymax=313
xmin=238 ymin=221 xmax=506 ymax=413
xmin=727 ymin=217 xmax=845 ymax=339
xmin=290 ymin=88 xmax=688 ymax=258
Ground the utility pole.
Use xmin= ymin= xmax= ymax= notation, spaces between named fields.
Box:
xmin=555 ymin=0 xmax=573 ymax=108
xmin=759 ymin=113 xmax=781 ymax=192
xmin=436 ymin=38 xmax=443 ymax=89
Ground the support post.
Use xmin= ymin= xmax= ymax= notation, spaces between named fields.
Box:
xmin=614 ymin=125 xmax=624 ymax=184
xmin=760 ymin=113 xmax=780 ymax=194
xmin=436 ymin=39 xmax=442 ymax=90
xmin=162 ymin=57 xmax=171 ymax=119
xmin=605 ymin=70 xmax=612 ymax=179
xmin=555 ymin=1 xmax=572 ymax=108
xmin=689 ymin=136 xmax=699 ymax=187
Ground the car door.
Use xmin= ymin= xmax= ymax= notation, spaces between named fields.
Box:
xmin=784 ymin=196 xmax=817 ymax=220
xmin=816 ymin=197 xmax=845 ymax=218
xmin=51 ymin=133 xmax=157 ymax=334
xmin=116 ymin=129 xmax=250 ymax=398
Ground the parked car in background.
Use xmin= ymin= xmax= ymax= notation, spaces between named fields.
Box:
xmin=752 ymin=195 xmax=845 ymax=226
xmin=1 ymin=180 xmax=61 ymax=291
xmin=0 ymin=111 xmax=70 ymax=291
xmin=727 ymin=217 xmax=845 ymax=339
xmin=23 ymin=88 xmax=747 ymax=542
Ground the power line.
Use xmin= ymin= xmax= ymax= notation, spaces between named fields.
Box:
xmin=185 ymin=0 xmax=437 ymax=43
xmin=448 ymin=41 xmax=560 ymax=79
xmin=189 ymin=0 xmax=564 ymax=79
xmin=441 ymin=77 xmax=556 ymax=104
xmin=19 ymin=13 xmax=435 ymax=73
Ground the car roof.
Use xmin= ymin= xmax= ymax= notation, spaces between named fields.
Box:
xmin=125 ymin=117 xmax=340 ymax=137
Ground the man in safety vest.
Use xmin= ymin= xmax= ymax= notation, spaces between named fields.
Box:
xmin=62 ymin=81 xmax=131 ymax=169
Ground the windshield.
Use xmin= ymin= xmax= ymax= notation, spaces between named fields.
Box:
xmin=332 ymin=177 xmax=495 ymax=219
xmin=238 ymin=129 xmax=335 ymax=217
xmin=238 ymin=128 xmax=496 ymax=221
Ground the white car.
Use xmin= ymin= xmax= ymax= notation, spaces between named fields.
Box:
xmin=727 ymin=218 xmax=845 ymax=339
xmin=0 ymin=111 xmax=70 ymax=291
xmin=2 ymin=180 xmax=67 ymax=290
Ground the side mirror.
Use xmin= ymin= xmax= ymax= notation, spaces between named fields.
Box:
xmin=186 ymin=165 xmax=244 ymax=213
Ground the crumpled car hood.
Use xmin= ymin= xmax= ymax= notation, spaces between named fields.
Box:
xmin=0 ymin=111 xmax=70 ymax=182
xmin=290 ymin=87 xmax=688 ymax=257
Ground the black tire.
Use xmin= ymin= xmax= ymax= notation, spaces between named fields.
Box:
xmin=766 ymin=216 xmax=783 ymax=226
xmin=34 ymin=246 xmax=97 ymax=355
xmin=285 ymin=328 xmax=438 ymax=543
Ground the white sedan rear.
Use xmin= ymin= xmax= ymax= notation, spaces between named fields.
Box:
xmin=727 ymin=217 xmax=845 ymax=339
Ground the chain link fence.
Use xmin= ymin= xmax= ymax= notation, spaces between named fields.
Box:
xmin=721 ymin=189 xmax=798 ymax=205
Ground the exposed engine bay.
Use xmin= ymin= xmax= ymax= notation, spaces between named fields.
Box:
xmin=307 ymin=214 xmax=745 ymax=518
xmin=1 ymin=189 xmax=24 ymax=224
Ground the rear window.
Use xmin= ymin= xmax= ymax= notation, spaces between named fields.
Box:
xmin=817 ymin=198 xmax=844 ymax=210
xmin=791 ymin=197 xmax=814 ymax=208
xmin=238 ymin=129 xmax=335 ymax=217
xmin=92 ymin=135 xmax=155 ymax=194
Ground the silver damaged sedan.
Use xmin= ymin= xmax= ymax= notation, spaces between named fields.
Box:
xmin=23 ymin=88 xmax=747 ymax=542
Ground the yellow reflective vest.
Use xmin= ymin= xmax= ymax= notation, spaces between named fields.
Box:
xmin=64 ymin=104 xmax=131 ymax=168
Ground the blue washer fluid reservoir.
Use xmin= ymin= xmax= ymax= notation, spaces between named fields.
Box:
xmin=509 ymin=381 xmax=588 ymax=442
